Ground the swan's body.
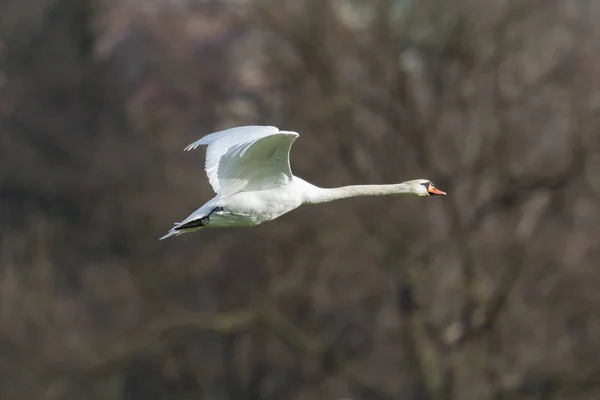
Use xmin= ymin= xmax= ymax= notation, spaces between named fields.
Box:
xmin=160 ymin=126 xmax=445 ymax=240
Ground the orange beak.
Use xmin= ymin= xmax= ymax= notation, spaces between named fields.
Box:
xmin=428 ymin=186 xmax=446 ymax=196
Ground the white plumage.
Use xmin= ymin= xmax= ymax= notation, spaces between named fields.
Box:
xmin=160 ymin=125 xmax=445 ymax=240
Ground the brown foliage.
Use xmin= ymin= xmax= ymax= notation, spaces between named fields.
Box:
xmin=1 ymin=0 xmax=600 ymax=399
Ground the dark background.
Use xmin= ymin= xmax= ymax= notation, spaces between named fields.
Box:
xmin=1 ymin=0 xmax=600 ymax=399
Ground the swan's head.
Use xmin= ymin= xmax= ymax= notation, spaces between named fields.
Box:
xmin=408 ymin=179 xmax=447 ymax=196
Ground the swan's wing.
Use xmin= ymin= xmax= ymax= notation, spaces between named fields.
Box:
xmin=185 ymin=126 xmax=279 ymax=194
xmin=216 ymin=131 xmax=299 ymax=196
xmin=184 ymin=126 xmax=299 ymax=196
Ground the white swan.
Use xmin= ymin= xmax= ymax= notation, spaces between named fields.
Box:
xmin=160 ymin=125 xmax=446 ymax=240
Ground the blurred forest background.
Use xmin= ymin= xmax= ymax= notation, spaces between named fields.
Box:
xmin=1 ymin=0 xmax=600 ymax=399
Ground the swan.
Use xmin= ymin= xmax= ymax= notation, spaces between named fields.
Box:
xmin=159 ymin=125 xmax=446 ymax=240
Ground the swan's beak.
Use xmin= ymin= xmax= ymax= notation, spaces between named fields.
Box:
xmin=428 ymin=186 xmax=446 ymax=196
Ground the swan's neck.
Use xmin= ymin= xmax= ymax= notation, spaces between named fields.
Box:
xmin=303 ymin=182 xmax=420 ymax=205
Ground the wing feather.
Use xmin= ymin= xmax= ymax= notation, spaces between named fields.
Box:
xmin=184 ymin=126 xmax=298 ymax=196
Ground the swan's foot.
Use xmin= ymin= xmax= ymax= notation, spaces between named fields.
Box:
xmin=175 ymin=216 xmax=209 ymax=230
xmin=174 ymin=207 xmax=223 ymax=231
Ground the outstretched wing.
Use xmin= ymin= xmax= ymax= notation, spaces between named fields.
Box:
xmin=185 ymin=125 xmax=299 ymax=196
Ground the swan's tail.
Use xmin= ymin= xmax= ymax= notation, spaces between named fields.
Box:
xmin=158 ymin=230 xmax=183 ymax=241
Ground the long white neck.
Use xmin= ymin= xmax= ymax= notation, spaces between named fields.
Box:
xmin=302 ymin=182 xmax=421 ymax=205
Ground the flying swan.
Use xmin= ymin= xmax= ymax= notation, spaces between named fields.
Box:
xmin=160 ymin=125 xmax=446 ymax=240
